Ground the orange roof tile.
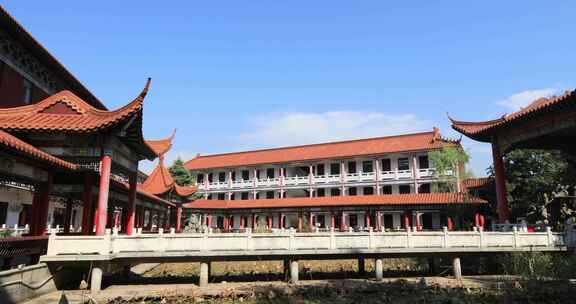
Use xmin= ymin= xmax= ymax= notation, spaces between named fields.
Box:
xmin=140 ymin=162 xmax=175 ymax=195
xmin=186 ymin=129 xmax=460 ymax=170
xmin=0 ymin=79 xmax=150 ymax=133
xmin=110 ymin=179 xmax=175 ymax=207
xmin=450 ymin=90 xmax=576 ymax=142
xmin=183 ymin=193 xmax=486 ymax=210
xmin=0 ymin=130 xmax=76 ymax=170
xmin=146 ymin=129 xmax=176 ymax=157
xmin=462 ymin=177 xmax=493 ymax=190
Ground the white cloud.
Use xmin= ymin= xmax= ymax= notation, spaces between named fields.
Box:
xmin=496 ymin=88 xmax=558 ymax=111
xmin=236 ymin=111 xmax=430 ymax=148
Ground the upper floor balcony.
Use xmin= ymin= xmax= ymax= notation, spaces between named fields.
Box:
xmin=197 ymin=168 xmax=452 ymax=192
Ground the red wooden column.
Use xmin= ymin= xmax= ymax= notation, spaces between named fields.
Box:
xmin=240 ymin=215 xmax=245 ymax=229
xmin=81 ymin=174 xmax=94 ymax=235
xmin=175 ymin=207 xmax=183 ymax=232
xmin=415 ymin=212 xmax=422 ymax=231
xmin=376 ymin=211 xmax=382 ymax=231
xmin=447 ymin=216 xmax=454 ymax=231
xmin=492 ymin=143 xmax=510 ymax=223
xmin=474 ymin=213 xmax=481 ymax=227
xmin=267 ymin=215 xmax=272 ymax=231
xmin=125 ymin=172 xmax=138 ymax=235
xmin=32 ymin=173 xmax=53 ymax=235
xmin=403 ymin=210 xmax=412 ymax=230
xmin=298 ymin=214 xmax=303 ymax=232
xmin=365 ymin=211 xmax=371 ymax=229
xmin=309 ymin=213 xmax=315 ymax=231
xmin=278 ymin=214 xmax=283 ymax=228
xmin=340 ymin=212 xmax=347 ymax=232
xmin=330 ymin=214 xmax=336 ymax=230
xmin=95 ymin=150 xmax=113 ymax=235
xmin=63 ymin=198 xmax=73 ymax=234
xmin=223 ymin=216 xmax=229 ymax=232
xmin=252 ymin=214 xmax=257 ymax=229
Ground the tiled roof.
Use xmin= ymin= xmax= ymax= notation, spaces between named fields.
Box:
xmin=0 ymin=5 xmax=105 ymax=109
xmin=0 ymin=79 xmax=149 ymax=133
xmin=185 ymin=129 xmax=460 ymax=170
xmin=146 ymin=129 xmax=176 ymax=156
xmin=175 ymin=184 xmax=198 ymax=197
xmin=183 ymin=193 xmax=486 ymax=210
xmin=140 ymin=162 xmax=175 ymax=195
xmin=450 ymin=90 xmax=576 ymax=142
xmin=0 ymin=130 xmax=76 ymax=170
xmin=110 ymin=179 xmax=175 ymax=207
xmin=462 ymin=177 xmax=493 ymax=190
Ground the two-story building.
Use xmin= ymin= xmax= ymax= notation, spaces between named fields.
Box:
xmin=184 ymin=128 xmax=487 ymax=232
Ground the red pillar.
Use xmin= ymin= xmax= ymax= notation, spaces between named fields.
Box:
xmin=376 ymin=211 xmax=382 ymax=231
xmin=479 ymin=214 xmax=485 ymax=228
xmin=125 ymin=172 xmax=137 ymax=235
xmin=224 ymin=216 xmax=229 ymax=232
xmin=474 ymin=213 xmax=481 ymax=227
xmin=404 ymin=210 xmax=412 ymax=230
xmin=447 ymin=216 xmax=454 ymax=231
xmin=309 ymin=214 xmax=315 ymax=231
xmin=267 ymin=215 xmax=272 ymax=230
xmin=415 ymin=212 xmax=422 ymax=231
xmin=81 ymin=174 xmax=94 ymax=235
xmin=298 ymin=214 xmax=303 ymax=232
xmin=63 ymin=198 xmax=73 ymax=234
xmin=175 ymin=207 xmax=182 ymax=232
xmin=252 ymin=214 xmax=257 ymax=229
xmin=207 ymin=214 xmax=213 ymax=228
xmin=340 ymin=212 xmax=347 ymax=232
xmin=95 ymin=152 xmax=112 ymax=235
xmin=240 ymin=215 xmax=245 ymax=229
xmin=492 ymin=143 xmax=510 ymax=223
xmin=278 ymin=214 xmax=283 ymax=229
xmin=331 ymin=214 xmax=336 ymax=229
xmin=365 ymin=211 xmax=371 ymax=228
xmin=33 ymin=173 xmax=53 ymax=235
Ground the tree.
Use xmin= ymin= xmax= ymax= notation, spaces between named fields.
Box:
xmin=169 ymin=157 xmax=194 ymax=186
xmin=429 ymin=147 xmax=471 ymax=192
xmin=487 ymin=149 xmax=576 ymax=227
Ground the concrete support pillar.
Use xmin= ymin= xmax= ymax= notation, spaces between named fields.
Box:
xmin=91 ymin=266 xmax=103 ymax=292
xmin=290 ymin=260 xmax=299 ymax=283
xmin=358 ymin=257 xmax=366 ymax=275
xmin=199 ymin=262 xmax=210 ymax=287
xmin=81 ymin=173 xmax=94 ymax=235
xmin=375 ymin=258 xmax=383 ymax=281
xmin=125 ymin=172 xmax=137 ymax=235
xmin=95 ymin=149 xmax=113 ymax=236
xmin=452 ymin=257 xmax=462 ymax=280
xmin=492 ymin=142 xmax=510 ymax=223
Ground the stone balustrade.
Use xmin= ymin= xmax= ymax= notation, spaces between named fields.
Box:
xmin=44 ymin=226 xmax=571 ymax=260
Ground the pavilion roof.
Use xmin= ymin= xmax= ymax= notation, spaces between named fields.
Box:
xmin=462 ymin=177 xmax=493 ymax=191
xmin=110 ymin=179 xmax=175 ymax=207
xmin=185 ymin=128 xmax=460 ymax=170
xmin=0 ymin=130 xmax=76 ymax=170
xmin=0 ymin=5 xmax=105 ymax=109
xmin=146 ymin=130 xmax=176 ymax=157
xmin=183 ymin=192 xmax=486 ymax=210
xmin=0 ymin=78 xmax=157 ymax=160
xmin=450 ymin=90 xmax=576 ymax=142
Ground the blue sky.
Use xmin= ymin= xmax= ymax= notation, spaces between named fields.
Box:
xmin=4 ymin=1 xmax=575 ymax=175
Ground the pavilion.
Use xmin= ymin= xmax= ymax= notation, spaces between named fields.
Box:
xmin=450 ymin=90 xmax=576 ymax=223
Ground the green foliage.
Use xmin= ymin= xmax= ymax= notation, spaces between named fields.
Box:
xmin=497 ymin=252 xmax=576 ymax=280
xmin=168 ymin=158 xmax=194 ymax=186
xmin=429 ymin=147 xmax=470 ymax=192
xmin=487 ymin=149 xmax=576 ymax=225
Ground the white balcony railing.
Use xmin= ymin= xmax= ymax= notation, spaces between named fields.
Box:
xmin=396 ymin=170 xmax=413 ymax=179
xmin=359 ymin=172 xmax=375 ymax=181
xmin=284 ymin=175 xmax=309 ymax=186
xmin=346 ymin=173 xmax=361 ymax=182
xmin=257 ymin=178 xmax=281 ymax=188
xmin=380 ymin=170 xmax=396 ymax=180
xmin=231 ymin=179 xmax=252 ymax=189
xmin=418 ymin=168 xmax=435 ymax=178
xmin=314 ymin=174 xmax=341 ymax=184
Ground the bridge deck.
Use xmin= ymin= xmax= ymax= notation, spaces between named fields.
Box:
xmin=41 ymin=227 xmax=572 ymax=263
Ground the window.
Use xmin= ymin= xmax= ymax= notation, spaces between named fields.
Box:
xmin=317 ymin=188 xmax=325 ymax=197
xmin=381 ymin=159 xmax=391 ymax=171
xmin=266 ymin=168 xmax=275 ymax=179
xmin=23 ymin=79 xmax=33 ymax=104
xmin=217 ymin=193 xmax=226 ymax=200
xmin=256 ymin=169 xmax=261 ymax=179
xmin=419 ymin=155 xmax=429 ymax=169
xmin=362 ymin=161 xmax=373 ymax=173
xmin=207 ymin=194 xmax=213 ymax=200
xmin=316 ymin=215 xmax=326 ymax=228
xmin=255 ymin=192 xmax=260 ymax=199
xmin=266 ymin=191 xmax=275 ymax=199
xmin=242 ymin=170 xmax=249 ymax=180
xmin=197 ymin=174 xmax=204 ymax=184
xmin=399 ymin=185 xmax=411 ymax=194
xmin=348 ymin=187 xmax=357 ymax=196
xmin=330 ymin=188 xmax=341 ymax=196
xmin=218 ymin=172 xmax=226 ymax=182
xmin=208 ymin=173 xmax=213 ymax=183
xmin=383 ymin=214 xmax=394 ymax=229
xmin=241 ymin=192 xmax=249 ymax=200
xmin=363 ymin=187 xmax=374 ymax=195
xmin=418 ymin=183 xmax=431 ymax=193
xmin=349 ymin=214 xmax=358 ymax=227
xmin=231 ymin=171 xmax=236 ymax=181
xmin=381 ymin=185 xmax=393 ymax=195
xmin=348 ymin=161 xmax=357 ymax=174
xmin=397 ymin=158 xmax=410 ymax=171
xmin=0 ymin=202 xmax=7 ymax=225
xmin=316 ymin=164 xmax=325 ymax=176
xmin=330 ymin=163 xmax=340 ymax=175
xmin=230 ymin=193 xmax=235 ymax=200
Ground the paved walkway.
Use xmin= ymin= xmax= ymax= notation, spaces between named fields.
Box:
xmin=22 ymin=276 xmax=515 ymax=304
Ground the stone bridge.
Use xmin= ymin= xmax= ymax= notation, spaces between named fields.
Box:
xmin=41 ymin=226 xmax=575 ymax=291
